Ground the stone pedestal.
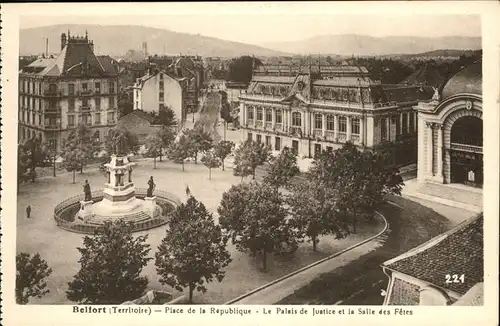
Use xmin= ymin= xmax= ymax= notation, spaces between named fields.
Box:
xmin=144 ymin=196 xmax=157 ymax=218
xmin=78 ymin=200 xmax=94 ymax=222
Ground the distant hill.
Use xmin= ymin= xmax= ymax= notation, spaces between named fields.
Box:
xmin=380 ymin=49 xmax=482 ymax=59
xmin=19 ymin=24 xmax=288 ymax=58
xmin=262 ymin=34 xmax=481 ymax=56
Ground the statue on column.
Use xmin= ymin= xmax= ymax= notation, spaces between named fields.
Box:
xmin=113 ymin=131 xmax=128 ymax=156
xmin=83 ymin=180 xmax=92 ymax=201
xmin=147 ymin=176 xmax=156 ymax=197
xmin=432 ymin=87 xmax=440 ymax=102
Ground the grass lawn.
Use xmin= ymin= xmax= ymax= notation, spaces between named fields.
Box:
xmin=17 ymin=158 xmax=383 ymax=304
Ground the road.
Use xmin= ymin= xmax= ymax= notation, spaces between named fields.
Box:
xmin=278 ymin=196 xmax=450 ymax=305
xmin=194 ymin=91 xmax=222 ymax=141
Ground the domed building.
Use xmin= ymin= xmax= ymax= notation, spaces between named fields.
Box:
xmin=415 ymin=60 xmax=482 ymax=189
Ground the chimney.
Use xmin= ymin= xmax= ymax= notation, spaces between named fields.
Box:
xmin=61 ymin=33 xmax=67 ymax=50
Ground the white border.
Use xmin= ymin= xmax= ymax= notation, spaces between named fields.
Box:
xmin=1 ymin=2 xmax=499 ymax=326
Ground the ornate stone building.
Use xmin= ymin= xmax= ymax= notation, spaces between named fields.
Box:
xmin=414 ymin=60 xmax=482 ymax=187
xmin=239 ymin=65 xmax=433 ymax=162
xmin=18 ymin=31 xmax=119 ymax=151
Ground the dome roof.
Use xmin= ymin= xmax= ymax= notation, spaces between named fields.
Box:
xmin=441 ymin=60 xmax=482 ymax=100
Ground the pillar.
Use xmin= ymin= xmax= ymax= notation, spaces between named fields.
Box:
xmin=413 ymin=111 xmax=417 ymax=133
xmin=437 ymin=124 xmax=443 ymax=179
xmin=399 ymin=113 xmax=403 ymax=136
xmin=322 ymin=113 xmax=326 ymax=137
xmin=407 ymin=112 xmax=411 ymax=134
xmin=334 ymin=115 xmax=339 ymax=139
xmin=386 ymin=117 xmax=391 ymax=142
xmin=426 ymin=122 xmax=434 ymax=176
xmin=359 ymin=117 xmax=364 ymax=145
xmin=272 ymin=108 xmax=276 ymax=129
xmin=346 ymin=116 xmax=352 ymax=141
xmin=263 ymin=107 xmax=267 ymax=125
xmin=253 ymin=106 xmax=257 ymax=128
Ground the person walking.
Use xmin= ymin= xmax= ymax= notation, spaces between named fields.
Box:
xmin=26 ymin=205 xmax=32 ymax=219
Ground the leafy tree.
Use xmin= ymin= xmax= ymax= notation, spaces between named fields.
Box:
xmin=18 ymin=143 xmax=33 ymax=186
xmin=155 ymin=195 xmax=232 ymax=303
xmin=263 ymin=146 xmax=300 ymax=189
xmin=145 ymin=107 xmax=177 ymax=126
xmin=213 ymin=140 xmax=234 ymax=171
xmin=233 ymin=140 xmax=271 ymax=180
xmin=184 ymin=129 xmax=213 ymax=164
xmin=144 ymin=133 xmax=164 ymax=169
xmin=201 ymin=150 xmax=221 ymax=180
xmin=228 ymin=55 xmax=262 ymax=84
xmin=16 ymin=252 xmax=53 ymax=304
xmin=218 ymin=182 xmax=298 ymax=270
xmin=62 ymin=147 xmax=86 ymax=183
xmin=66 ymin=220 xmax=152 ymax=304
xmin=167 ymin=135 xmax=193 ymax=172
xmin=156 ymin=127 xmax=176 ymax=162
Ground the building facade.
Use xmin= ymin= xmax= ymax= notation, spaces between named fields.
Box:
xmin=133 ymin=70 xmax=187 ymax=124
xmin=414 ymin=61 xmax=482 ymax=187
xmin=239 ymin=65 xmax=433 ymax=161
xmin=18 ymin=31 xmax=118 ymax=152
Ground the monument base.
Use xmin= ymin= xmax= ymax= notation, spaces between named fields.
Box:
xmin=144 ymin=196 xmax=157 ymax=218
xmin=77 ymin=200 xmax=94 ymax=222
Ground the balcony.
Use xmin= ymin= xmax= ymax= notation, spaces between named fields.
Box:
xmin=256 ymin=120 xmax=263 ymax=128
xmin=44 ymin=107 xmax=61 ymax=114
xmin=80 ymin=106 xmax=91 ymax=111
xmin=274 ymin=123 xmax=283 ymax=131
xmin=44 ymin=124 xmax=60 ymax=130
xmin=313 ymin=129 xmax=323 ymax=138
xmin=94 ymin=121 xmax=102 ymax=125
xmin=79 ymin=90 xmax=94 ymax=96
xmin=108 ymin=120 xmax=116 ymax=125
xmin=44 ymin=90 xmax=60 ymax=97
xmin=351 ymin=134 xmax=360 ymax=143
xmin=246 ymin=119 xmax=254 ymax=126
xmin=289 ymin=126 xmax=303 ymax=137
xmin=265 ymin=122 xmax=272 ymax=129
xmin=325 ymin=130 xmax=335 ymax=141
xmin=450 ymin=143 xmax=482 ymax=154
xmin=337 ymin=132 xmax=347 ymax=142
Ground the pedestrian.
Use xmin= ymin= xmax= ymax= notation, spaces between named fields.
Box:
xmin=26 ymin=205 xmax=32 ymax=219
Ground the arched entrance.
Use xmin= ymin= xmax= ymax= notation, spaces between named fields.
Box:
xmin=449 ymin=116 xmax=483 ymax=187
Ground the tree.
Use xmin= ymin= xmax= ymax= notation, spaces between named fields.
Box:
xmin=201 ymin=150 xmax=221 ymax=180
xmin=156 ymin=127 xmax=176 ymax=162
xmin=16 ymin=252 xmax=53 ymax=304
xmin=167 ymin=135 xmax=192 ymax=172
xmin=155 ymin=195 xmax=232 ymax=303
xmin=218 ymin=182 xmax=299 ymax=270
xmin=62 ymin=147 xmax=86 ymax=183
xmin=66 ymin=220 xmax=152 ymax=304
xmin=144 ymin=133 xmax=164 ymax=169
xmin=263 ymin=146 xmax=300 ymax=189
xmin=184 ymin=129 xmax=213 ymax=164
xmin=233 ymin=140 xmax=271 ymax=180
xmin=228 ymin=55 xmax=262 ymax=84
xmin=213 ymin=140 xmax=234 ymax=171
xmin=18 ymin=143 xmax=33 ymax=186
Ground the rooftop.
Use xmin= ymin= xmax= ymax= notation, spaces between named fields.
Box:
xmin=383 ymin=213 xmax=483 ymax=295
xmin=441 ymin=60 xmax=482 ymax=99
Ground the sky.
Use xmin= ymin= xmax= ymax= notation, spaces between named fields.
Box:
xmin=17 ymin=3 xmax=482 ymax=46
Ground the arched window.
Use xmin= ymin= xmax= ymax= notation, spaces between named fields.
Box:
xmin=451 ymin=116 xmax=482 ymax=146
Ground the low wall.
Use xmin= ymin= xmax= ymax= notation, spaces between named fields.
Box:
xmin=54 ymin=188 xmax=181 ymax=234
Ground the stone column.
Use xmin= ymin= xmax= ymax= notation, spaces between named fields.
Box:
xmin=437 ymin=124 xmax=443 ymax=180
xmin=359 ymin=117 xmax=364 ymax=146
xmin=263 ymin=107 xmax=267 ymax=126
xmin=334 ymin=115 xmax=339 ymax=139
xmin=426 ymin=122 xmax=434 ymax=176
xmin=346 ymin=116 xmax=352 ymax=142
xmin=399 ymin=113 xmax=403 ymax=136
xmin=322 ymin=113 xmax=326 ymax=137
xmin=407 ymin=113 xmax=412 ymax=134
xmin=386 ymin=117 xmax=391 ymax=142
xmin=302 ymin=112 xmax=306 ymax=136
xmin=414 ymin=112 xmax=417 ymax=133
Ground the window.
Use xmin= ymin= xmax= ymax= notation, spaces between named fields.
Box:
xmin=275 ymin=137 xmax=281 ymax=151
xmin=49 ymin=99 xmax=57 ymax=109
xmin=109 ymin=96 xmax=115 ymax=108
xmin=109 ymin=81 xmax=115 ymax=93
xmin=82 ymin=99 xmax=89 ymax=107
xmin=68 ymin=115 xmax=75 ymax=127
xmin=265 ymin=109 xmax=272 ymax=122
xmin=314 ymin=113 xmax=322 ymax=129
xmin=38 ymin=115 xmax=41 ymax=126
xmin=38 ymin=84 xmax=42 ymax=95
xmin=247 ymin=132 xmax=253 ymax=141
xmin=68 ymin=99 xmax=75 ymax=111
xmin=159 ymin=103 xmax=165 ymax=110
xmin=95 ymin=82 xmax=101 ymax=94
xmin=381 ymin=118 xmax=388 ymax=140
xmin=275 ymin=109 xmax=282 ymax=123
xmin=82 ymin=114 xmax=91 ymax=125
xmin=68 ymin=84 xmax=75 ymax=95
xmin=351 ymin=118 xmax=360 ymax=135
xmin=338 ymin=116 xmax=347 ymax=133
xmin=256 ymin=108 xmax=263 ymax=121
xmin=256 ymin=134 xmax=262 ymax=143
xmin=39 ymin=99 xmax=43 ymax=111
xmin=32 ymin=113 xmax=35 ymax=124
xmin=159 ymin=73 xmax=164 ymax=80
xmin=292 ymin=112 xmax=301 ymax=127
xmin=159 ymin=92 xmax=164 ymax=101
xmin=95 ymin=98 xmax=101 ymax=110
xmin=48 ymin=83 xmax=57 ymax=93
xmin=326 ymin=146 xmax=333 ymax=152
xmin=32 ymin=98 xmax=36 ymax=110
xmin=247 ymin=108 xmax=254 ymax=120
xmin=108 ymin=112 xmax=116 ymax=123
xmin=136 ymin=101 xmax=139 ymax=109
xmin=292 ymin=140 xmax=299 ymax=153
xmin=326 ymin=115 xmax=335 ymax=131
xmin=265 ymin=135 xmax=271 ymax=146
xmin=314 ymin=144 xmax=322 ymax=158
xmin=159 ymin=80 xmax=164 ymax=89
xmin=95 ymin=113 xmax=101 ymax=124
xmin=82 ymin=83 xmax=88 ymax=91
xmin=409 ymin=112 xmax=415 ymax=133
